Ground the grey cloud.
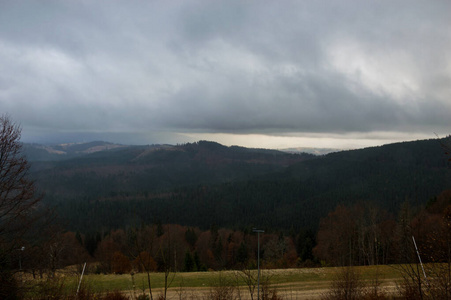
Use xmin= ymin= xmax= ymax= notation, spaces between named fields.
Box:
xmin=0 ymin=0 xmax=450 ymax=146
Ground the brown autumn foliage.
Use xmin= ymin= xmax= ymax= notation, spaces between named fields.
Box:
xmin=96 ymin=238 xmax=121 ymax=273
xmin=134 ymin=251 xmax=157 ymax=272
xmin=111 ymin=251 xmax=131 ymax=274
xmin=314 ymin=204 xmax=359 ymax=266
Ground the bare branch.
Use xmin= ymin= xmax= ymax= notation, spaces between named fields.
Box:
xmin=0 ymin=114 xmax=42 ymax=266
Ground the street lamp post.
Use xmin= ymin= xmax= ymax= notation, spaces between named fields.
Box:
xmin=18 ymin=246 xmax=25 ymax=270
xmin=253 ymin=228 xmax=264 ymax=300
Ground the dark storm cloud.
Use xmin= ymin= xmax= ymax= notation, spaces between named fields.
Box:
xmin=0 ymin=0 xmax=450 ymax=146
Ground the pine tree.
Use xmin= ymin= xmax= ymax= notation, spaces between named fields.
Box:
xmin=183 ymin=251 xmax=194 ymax=272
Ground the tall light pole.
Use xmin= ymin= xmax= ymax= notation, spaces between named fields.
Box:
xmin=253 ymin=228 xmax=264 ymax=300
xmin=18 ymin=246 xmax=25 ymax=270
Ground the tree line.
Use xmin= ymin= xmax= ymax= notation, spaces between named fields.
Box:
xmin=314 ymin=190 xmax=451 ymax=267
xmin=11 ymin=222 xmax=316 ymax=276
xmin=11 ymin=188 xmax=450 ymax=276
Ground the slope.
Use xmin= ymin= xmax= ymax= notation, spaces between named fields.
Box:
xmin=29 ymin=138 xmax=451 ymax=233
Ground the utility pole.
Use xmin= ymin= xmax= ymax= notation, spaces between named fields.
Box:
xmin=18 ymin=246 xmax=25 ymax=270
xmin=253 ymin=228 xmax=264 ymax=300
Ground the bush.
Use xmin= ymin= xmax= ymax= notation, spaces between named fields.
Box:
xmin=31 ymin=276 xmax=67 ymax=300
xmin=111 ymin=251 xmax=132 ymax=274
xmin=136 ymin=294 xmax=150 ymax=300
xmin=322 ymin=267 xmax=364 ymax=300
xmin=102 ymin=291 xmax=129 ymax=300
xmin=204 ymin=272 xmax=238 ymax=300
xmin=323 ymin=267 xmax=389 ymax=300
xmin=0 ymin=270 xmax=19 ymax=300
xmin=260 ymin=283 xmax=283 ymax=300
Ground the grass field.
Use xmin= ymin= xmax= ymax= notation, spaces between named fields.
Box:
xmin=52 ymin=265 xmax=405 ymax=299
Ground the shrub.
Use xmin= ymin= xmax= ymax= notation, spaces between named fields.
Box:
xmin=0 ymin=270 xmax=19 ymax=300
xmin=205 ymin=272 xmax=238 ymax=300
xmin=102 ymin=291 xmax=129 ymax=300
xmin=136 ymin=294 xmax=150 ymax=300
xmin=111 ymin=251 xmax=132 ymax=274
xmin=322 ymin=267 xmax=364 ymax=300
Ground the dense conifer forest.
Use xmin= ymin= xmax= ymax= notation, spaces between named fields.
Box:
xmin=25 ymin=138 xmax=451 ymax=233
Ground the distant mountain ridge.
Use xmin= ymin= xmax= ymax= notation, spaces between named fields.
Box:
xmin=23 ymin=140 xmax=338 ymax=161
xmin=280 ymin=147 xmax=340 ymax=155
xmin=28 ymin=140 xmax=314 ymax=197
xmin=22 ymin=141 xmax=128 ymax=161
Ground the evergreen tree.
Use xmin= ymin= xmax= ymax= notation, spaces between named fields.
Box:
xmin=75 ymin=231 xmax=83 ymax=246
xmin=185 ymin=228 xmax=197 ymax=250
xmin=156 ymin=220 xmax=164 ymax=237
xmin=183 ymin=251 xmax=194 ymax=272
xmin=296 ymin=229 xmax=315 ymax=262
xmin=236 ymin=242 xmax=248 ymax=264
xmin=85 ymin=232 xmax=99 ymax=256
xmin=193 ymin=251 xmax=204 ymax=271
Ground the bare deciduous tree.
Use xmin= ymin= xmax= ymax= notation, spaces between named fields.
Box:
xmin=0 ymin=114 xmax=42 ymax=297
xmin=129 ymin=225 xmax=157 ymax=300
xmin=0 ymin=115 xmax=42 ymax=256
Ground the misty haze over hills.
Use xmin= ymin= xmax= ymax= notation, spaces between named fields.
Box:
xmin=279 ymin=147 xmax=340 ymax=155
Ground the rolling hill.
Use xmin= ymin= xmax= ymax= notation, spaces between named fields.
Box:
xmin=25 ymin=138 xmax=451 ymax=233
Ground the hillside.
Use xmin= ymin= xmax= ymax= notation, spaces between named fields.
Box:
xmin=22 ymin=141 xmax=128 ymax=161
xmin=29 ymin=140 xmax=313 ymax=198
xmin=27 ymin=138 xmax=451 ymax=233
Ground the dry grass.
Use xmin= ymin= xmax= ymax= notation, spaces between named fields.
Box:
xmin=19 ymin=265 xmax=406 ymax=299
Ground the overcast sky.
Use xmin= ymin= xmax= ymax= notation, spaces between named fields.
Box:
xmin=1 ymin=1 xmax=450 ymax=150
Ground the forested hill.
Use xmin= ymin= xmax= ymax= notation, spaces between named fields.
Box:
xmin=26 ymin=138 xmax=451 ymax=233
xmin=284 ymin=138 xmax=451 ymax=207
xmin=28 ymin=140 xmax=314 ymax=197
xmin=22 ymin=141 xmax=129 ymax=161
